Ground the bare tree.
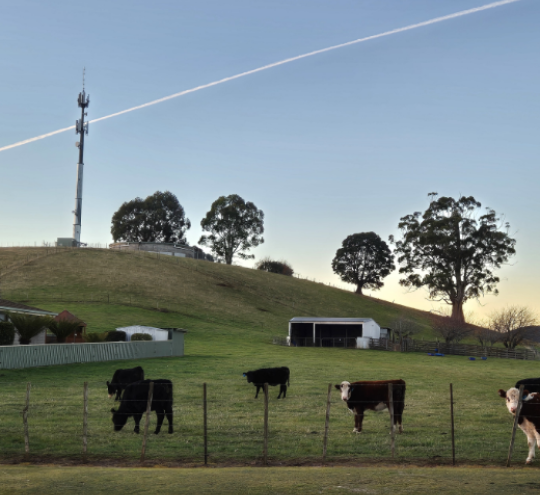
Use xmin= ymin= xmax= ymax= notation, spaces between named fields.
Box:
xmin=474 ymin=324 xmax=498 ymax=348
xmin=430 ymin=315 xmax=472 ymax=344
xmin=488 ymin=306 xmax=538 ymax=349
xmin=390 ymin=315 xmax=417 ymax=341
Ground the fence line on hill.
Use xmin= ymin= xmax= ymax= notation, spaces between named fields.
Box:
xmin=0 ymin=380 xmax=529 ymax=466
xmin=273 ymin=336 xmax=539 ymax=361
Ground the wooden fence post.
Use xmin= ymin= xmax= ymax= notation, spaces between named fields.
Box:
xmin=388 ymin=383 xmax=395 ymax=458
xmin=450 ymin=383 xmax=455 ymax=466
xmin=203 ymin=383 xmax=208 ymax=465
xmin=506 ymin=385 xmax=524 ymax=467
xmin=23 ymin=382 xmax=31 ymax=456
xmin=263 ymin=383 xmax=269 ymax=465
xmin=140 ymin=381 xmax=154 ymax=463
xmin=322 ymin=383 xmax=332 ymax=462
xmin=83 ymin=381 xmax=89 ymax=460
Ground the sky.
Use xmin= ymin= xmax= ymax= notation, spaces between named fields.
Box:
xmin=0 ymin=0 xmax=538 ymax=320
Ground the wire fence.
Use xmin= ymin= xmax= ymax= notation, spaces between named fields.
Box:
xmin=0 ymin=380 xmax=531 ymax=466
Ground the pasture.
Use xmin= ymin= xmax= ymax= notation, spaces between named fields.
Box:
xmin=1 ymin=465 xmax=539 ymax=494
xmin=0 ymin=247 xmax=538 ymax=467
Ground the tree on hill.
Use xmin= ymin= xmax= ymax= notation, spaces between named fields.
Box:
xmin=111 ymin=191 xmax=191 ymax=243
xmin=199 ymin=194 xmax=264 ymax=265
xmin=487 ymin=306 xmax=538 ymax=349
xmin=429 ymin=314 xmax=472 ymax=344
xmin=390 ymin=194 xmax=516 ymax=323
xmin=256 ymin=257 xmax=294 ymax=276
xmin=331 ymin=232 xmax=395 ymax=295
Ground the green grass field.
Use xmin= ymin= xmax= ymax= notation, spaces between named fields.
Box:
xmin=0 ymin=247 xmax=538 ymax=467
xmin=1 ymin=465 xmax=539 ymax=494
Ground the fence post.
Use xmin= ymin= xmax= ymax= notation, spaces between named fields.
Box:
xmin=263 ymin=383 xmax=269 ymax=465
xmin=450 ymin=383 xmax=455 ymax=466
xmin=322 ymin=383 xmax=332 ymax=462
xmin=140 ymin=381 xmax=154 ymax=463
xmin=506 ymin=385 xmax=524 ymax=467
xmin=83 ymin=381 xmax=89 ymax=460
xmin=203 ymin=382 xmax=208 ymax=465
xmin=23 ymin=382 xmax=31 ymax=456
xmin=388 ymin=383 xmax=395 ymax=458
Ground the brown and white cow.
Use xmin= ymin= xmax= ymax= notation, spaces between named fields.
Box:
xmin=335 ymin=380 xmax=406 ymax=433
xmin=498 ymin=387 xmax=540 ymax=464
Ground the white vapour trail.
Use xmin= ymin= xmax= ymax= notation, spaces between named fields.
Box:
xmin=0 ymin=0 xmax=521 ymax=153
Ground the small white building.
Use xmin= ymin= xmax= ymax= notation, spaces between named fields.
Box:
xmin=115 ymin=325 xmax=170 ymax=342
xmin=288 ymin=317 xmax=380 ymax=349
xmin=0 ymin=299 xmax=58 ymax=345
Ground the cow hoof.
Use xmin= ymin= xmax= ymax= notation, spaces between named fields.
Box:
xmin=168 ymin=430 xmax=173 ymax=434
xmin=526 ymin=459 xmax=534 ymax=464
xmin=353 ymin=429 xmax=362 ymax=434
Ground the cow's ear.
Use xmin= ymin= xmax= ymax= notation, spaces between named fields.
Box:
xmin=498 ymin=389 xmax=506 ymax=398
xmin=334 ymin=384 xmax=340 ymax=390
xmin=110 ymin=408 xmax=117 ymax=413
xmin=106 ymin=381 xmax=110 ymax=386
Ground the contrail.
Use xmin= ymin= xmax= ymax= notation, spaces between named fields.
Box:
xmin=0 ymin=0 xmax=521 ymax=153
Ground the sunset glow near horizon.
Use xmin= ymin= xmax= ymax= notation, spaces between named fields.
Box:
xmin=0 ymin=0 xmax=538 ymax=319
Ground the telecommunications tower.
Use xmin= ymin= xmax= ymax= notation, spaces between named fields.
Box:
xmin=73 ymin=71 xmax=89 ymax=246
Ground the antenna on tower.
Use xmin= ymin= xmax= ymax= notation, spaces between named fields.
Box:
xmin=72 ymin=71 xmax=90 ymax=247
xmin=82 ymin=67 xmax=85 ymax=92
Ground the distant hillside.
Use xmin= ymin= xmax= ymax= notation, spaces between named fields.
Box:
xmin=0 ymin=247 xmax=436 ymax=338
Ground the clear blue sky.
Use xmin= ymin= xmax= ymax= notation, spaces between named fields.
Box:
xmin=1 ymin=0 xmax=538 ymax=319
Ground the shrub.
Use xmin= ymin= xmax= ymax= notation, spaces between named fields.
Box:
xmin=105 ymin=330 xmax=127 ymax=342
xmin=83 ymin=332 xmax=108 ymax=343
xmin=255 ymin=257 xmax=294 ymax=276
xmin=0 ymin=321 xmax=15 ymax=346
xmin=9 ymin=313 xmax=49 ymax=345
xmin=131 ymin=333 xmax=152 ymax=341
xmin=47 ymin=318 xmax=83 ymax=343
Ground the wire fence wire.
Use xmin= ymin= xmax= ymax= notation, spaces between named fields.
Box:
xmin=0 ymin=380 xmax=530 ymax=465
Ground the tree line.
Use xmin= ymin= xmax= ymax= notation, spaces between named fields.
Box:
xmin=111 ymin=191 xmax=529 ymax=327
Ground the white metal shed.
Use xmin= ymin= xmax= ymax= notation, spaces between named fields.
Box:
xmin=115 ymin=325 xmax=170 ymax=342
xmin=288 ymin=317 xmax=380 ymax=349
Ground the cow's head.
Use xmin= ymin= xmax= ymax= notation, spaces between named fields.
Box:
xmin=110 ymin=408 xmax=127 ymax=431
xmin=244 ymin=372 xmax=253 ymax=383
xmin=498 ymin=387 xmax=530 ymax=414
xmin=107 ymin=381 xmax=115 ymax=399
xmin=335 ymin=381 xmax=352 ymax=402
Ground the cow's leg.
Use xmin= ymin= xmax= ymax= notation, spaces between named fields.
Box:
xmin=353 ymin=409 xmax=364 ymax=433
xmin=154 ymin=409 xmax=165 ymax=435
xmin=165 ymin=405 xmax=174 ymax=434
xmin=115 ymin=388 xmax=122 ymax=401
xmin=277 ymin=384 xmax=286 ymax=399
xmin=520 ymin=422 xmax=536 ymax=464
xmin=282 ymin=385 xmax=287 ymax=399
xmin=255 ymin=386 xmax=261 ymax=399
xmin=133 ymin=413 xmax=143 ymax=434
xmin=394 ymin=411 xmax=404 ymax=434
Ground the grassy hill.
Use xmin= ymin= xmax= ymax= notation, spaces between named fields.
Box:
xmin=0 ymin=247 xmax=538 ymax=466
xmin=0 ymin=246 xmax=434 ymax=337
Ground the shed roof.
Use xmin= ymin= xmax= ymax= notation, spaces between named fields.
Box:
xmin=289 ymin=317 xmax=375 ymax=323
xmin=0 ymin=299 xmax=57 ymax=317
xmin=55 ymin=310 xmax=86 ymax=326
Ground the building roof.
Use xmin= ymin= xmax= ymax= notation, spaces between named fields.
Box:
xmin=0 ymin=299 xmax=58 ymax=317
xmin=116 ymin=325 xmax=188 ymax=334
xmin=289 ymin=317 xmax=375 ymax=323
xmin=55 ymin=310 xmax=86 ymax=326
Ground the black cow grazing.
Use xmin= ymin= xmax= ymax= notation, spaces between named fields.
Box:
xmin=335 ymin=380 xmax=406 ymax=433
xmin=498 ymin=387 xmax=540 ymax=464
xmin=243 ymin=367 xmax=290 ymax=399
xmin=516 ymin=378 xmax=540 ymax=398
xmin=110 ymin=379 xmax=173 ymax=434
xmin=107 ymin=366 xmax=145 ymax=401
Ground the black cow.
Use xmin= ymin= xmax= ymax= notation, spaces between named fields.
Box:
xmin=335 ymin=380 xmax=406 ymax=433
xmin=243 ymin=367 xmax=290 ymax=399
xmin=107 ymin=366 xmax=145 ymax=401
xmin=110 ymin=379 xmax=173 ymax=434
xmin=516 ymin=378 xmax=540 ymax=398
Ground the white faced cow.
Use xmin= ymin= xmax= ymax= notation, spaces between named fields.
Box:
xmin=335 ymin=380 xmax=406 ymax=434
xmin=498 ymin=387 xmax=540 ymax=464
